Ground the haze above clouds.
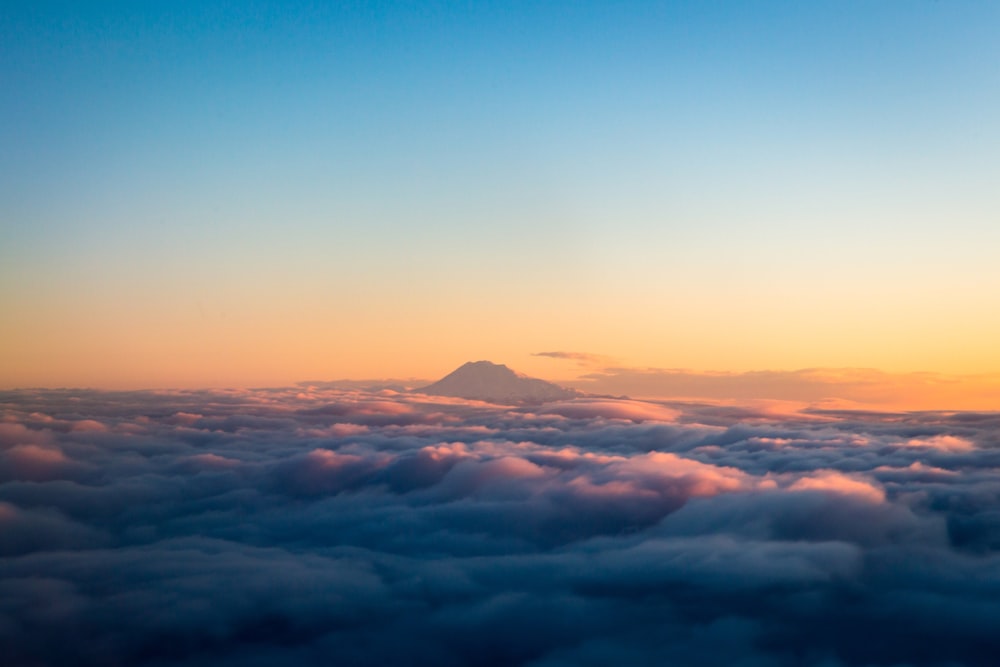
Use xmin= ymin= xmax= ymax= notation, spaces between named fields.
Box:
xmin=553 ymin=360 xmax=1000 ymax=411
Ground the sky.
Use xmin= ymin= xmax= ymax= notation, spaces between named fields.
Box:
xmin=2 ymin=1 xmax=1000 ymax=391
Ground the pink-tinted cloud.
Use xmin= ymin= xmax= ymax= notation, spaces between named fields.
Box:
xmin=185 ymin=453 xmax=241 ymax=468
xmin=788 ymin=471 xmax=886 ymax=503
xmin=611 ymin=452 xmax=751 ymax=497
xmin=542 ymin=399 xmax=680 ymax=422
xmin=0 ymin=422 xmax=50 ymax=447
xmin=6 ymin=443 xmax=67 ymax=464
xmin=71 ymin=419 xmax=107 ymax=432
xmin=901 ymin=435 xmax=975 ymax=452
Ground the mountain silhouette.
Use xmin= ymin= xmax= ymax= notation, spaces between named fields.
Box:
xmin=417 ymin=361 xmax=578 ymax=404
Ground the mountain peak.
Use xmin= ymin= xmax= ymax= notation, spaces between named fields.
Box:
xmin=456 ymin=360 xmax=519 ymax=376
xmin=461 ymin=360 xmax=510 ymax=368
xmin=417 ymin=361 xmax=577 ymax=404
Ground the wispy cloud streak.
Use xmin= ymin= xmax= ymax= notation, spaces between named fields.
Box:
xmin=532 ymin=351 xmax=617 ymax=368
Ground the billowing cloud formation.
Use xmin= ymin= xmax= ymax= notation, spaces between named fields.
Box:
xmin=2 ymin=387 xmax=1000 ymax=665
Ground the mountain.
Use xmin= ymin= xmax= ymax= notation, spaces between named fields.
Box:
xmin=417 ymin=361 xmax=579 ymax=404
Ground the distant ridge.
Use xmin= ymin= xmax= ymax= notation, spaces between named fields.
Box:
xmin=417 ymin=361 xmax=579 ymax=404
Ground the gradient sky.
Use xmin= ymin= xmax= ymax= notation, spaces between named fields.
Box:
xmin=2 ymin=1 xmax=999 ymax=389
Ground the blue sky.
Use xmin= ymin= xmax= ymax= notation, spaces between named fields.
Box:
xmin=3 ymin=1 xmax=1000 ymax=386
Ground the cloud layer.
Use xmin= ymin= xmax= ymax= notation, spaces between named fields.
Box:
xmin=2 ymin=387 xmax=1000 ymax=665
